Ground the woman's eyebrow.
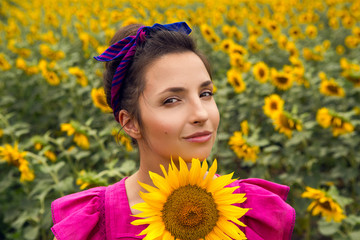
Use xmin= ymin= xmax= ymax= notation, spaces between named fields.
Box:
xmin=159 ymin=80 xmax=213 ymax=95
xmin=159 ymin=87 xmax=186 ymax=94
xmin=200 ymin=80 xmax=213 ymax=88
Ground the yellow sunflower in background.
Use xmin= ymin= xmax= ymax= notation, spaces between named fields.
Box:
xmin=230 ymin=44 xmax=248 ymax=57
xmin=331 ymin=117 xmax=354 ymax=137
xmin=272 ymin=111 xmax=302 ymax=138
xmin=316 ymin=108 xmax=332 ymax=128
xmin=270 ymin=68 xmax=294 ymax=90
xmin=277 ymin=34 xmax=288 ymax=49
xmin=285 ymin=41 xmax=299 ymax=58
xmin=252 ymin=61 xmax=269 ymax=83
xmin=336 ymin=45 xmax=345 ymax=55
xmin=263 ymin=94 xmax=284 ymax=118
xmin=73 ymin=133 xmax=90 ymax=150
xmin=289 ymin=25 xmax=302 ymax=39
xmin=219 ymin=39 xmax=234 ymax=53
xmin=316 ymin=108 xmax=354 ymax=136
xmin=305 ymin=25 xmax=318 ymax=39
xmin=0 ymin=142 xmax=35 ymax=182
xmin=131 ymin=158 xmax=249 ymax=240
xmin=302 ymin=187 xmax=346 ymax=222
xmin=0 ymin=142 xmax=27 ymax=166
xmin=44 ymin=71 xmax=60 ymax=86
xmin=44 ymin=150 xmax=57 ymax=162
xmin=91 ymin=87 xmax=113 ymax=113
xmin=227 ymin=68 xmax=246 ymax=93
xmin=228 ymin=131 xmax=259 ymax=163
xmin=18 ymin=158 xmax=35 ymax=182
xmin=247 ymin=35 xmax=263 ymax=52
xmin=0 ymin=53 xmax=11 ymax=71
xmin=319 ymin=78 xmax=345 ymax=97
xmin=341 ymin=61 xmax=360 ymax=87
xmin=200 ymin=24 xmax=220 ymax=44
xmin=266 ymin=20 xmax=281 ymax=36
xmin=230 ymin=54 xmax=251 ymax=72
xmin=69 ymin=66 xmax=88 ymax=87
xmin=111 ymin=129 xmax=133 ymax=152
xmin=240 ymin=120 xmax=249 ymax=136
xmin=60 ymin=122 xmax=90 ymax=149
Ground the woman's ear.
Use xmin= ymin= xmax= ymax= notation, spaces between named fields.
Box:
xmin=118 ymin=110 xmax=141 ymax=139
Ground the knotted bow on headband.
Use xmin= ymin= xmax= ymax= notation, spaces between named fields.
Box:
xmin=94 ymin=22 xmax=192 ymax=122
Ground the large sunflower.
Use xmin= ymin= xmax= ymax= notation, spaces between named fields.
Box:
xmin=131 ymin=158 xmax=249 ymax=240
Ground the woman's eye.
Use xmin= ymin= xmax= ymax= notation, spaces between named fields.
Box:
xmin=163 ymin=98 xmax=179 ymax=104
xmin=200 ymin=91 xmax=213 ymax=98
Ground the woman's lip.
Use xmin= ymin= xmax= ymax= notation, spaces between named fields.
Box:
xmin=184 ymin=132 xmax=212 ymax=143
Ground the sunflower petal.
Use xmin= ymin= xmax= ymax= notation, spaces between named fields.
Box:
xmin=202 ymin=159 xmax=217 ymax=188
xmin=131 ymin=215 xmax=162 ymax=225
xmin=167 ymin=165 xmax=180 ymax=190
xmin=227 ymin=216 xmax=247 ymax=227
xmin=212 ymin=226 xmax=233 ymax=240
xmin=132 ymin=202 xmax=161 ymax=213
xmin=212 ymin=186 xmax=239 ymax=197
xmin=217 ymin=217 xmax=245 ymax=239
xmin=200 ymin=159 xmax=209 ymax=178
xmin=162 ymin=230 xmax=173 ymax=240
xmin=142 ymin=222 xmax=165 ymax=240
xmin=139 ymin=191 xmax=167 ymax=205
xmin=214 ymin=192 xmax=245 ymax=205
xmin=207 ymin=172 xmax=235 ymax=193
xmin=149 ymin=171 xmax=171 ymax=195
xmin=138 ymin=181 xmax=160 ymax=193
xmin=160 ymin=164 xmax=168 ymax=178
xmin=179 ymin=157 xmax=190 ymax=186
xmin=189 ymin=158 xmax=202 ymax=185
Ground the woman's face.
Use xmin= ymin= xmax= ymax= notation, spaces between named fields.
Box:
xmin=138 ymin=51 xmax=220 ymax=163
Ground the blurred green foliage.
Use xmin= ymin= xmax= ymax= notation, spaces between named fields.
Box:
xmin=1 ymin=0 xmax=360 ymax=239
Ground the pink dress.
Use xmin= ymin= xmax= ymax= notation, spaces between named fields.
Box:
xmin=51 ymin=177 xmax=295 ymax=240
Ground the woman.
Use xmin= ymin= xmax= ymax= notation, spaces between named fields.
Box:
xmin=51 ymin=22 xmax=295 ymax=240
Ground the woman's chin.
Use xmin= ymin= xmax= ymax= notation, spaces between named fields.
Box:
xmin=179 ymin=153 xmax=211 ymax=163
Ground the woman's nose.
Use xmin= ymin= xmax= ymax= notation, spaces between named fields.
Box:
xmin=189 ymin=99 xmax=209 ymax=125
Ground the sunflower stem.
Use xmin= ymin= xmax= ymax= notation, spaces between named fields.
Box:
xmin=305 ymin=212 xmax=311 ymax=240
xmin=0 ymin=113 xmax=16 ymax=142
xmin=48 ymin=137 xmax=77 ymax=174
xmin=27 ymin=152 xmax=64 ymax=196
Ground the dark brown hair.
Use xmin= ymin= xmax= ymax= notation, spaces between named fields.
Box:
xmin=103 ymin=23 xmax=212 ymax=142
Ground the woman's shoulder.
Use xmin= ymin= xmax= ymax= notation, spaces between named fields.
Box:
xmin=230 ymin=178 xmax=295 ymax=240
xmin=51 ymin=178 xmax=126 ymax=240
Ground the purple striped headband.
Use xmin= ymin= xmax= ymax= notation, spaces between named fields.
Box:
xmin=94 ymin=22 xmax=192 ymax=122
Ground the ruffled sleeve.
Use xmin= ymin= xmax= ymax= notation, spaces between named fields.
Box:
xmin=233 ymin=178 xmax=295 ymax=240
xmin=51 ymin=186 xmax=106 ymax=240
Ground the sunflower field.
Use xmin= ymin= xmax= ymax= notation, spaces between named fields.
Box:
xmin=0 ymin=0 xmax=360 ymax=239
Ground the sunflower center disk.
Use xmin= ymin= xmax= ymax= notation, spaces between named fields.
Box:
xmin=162 ymin=185 xmax=219 ymax=240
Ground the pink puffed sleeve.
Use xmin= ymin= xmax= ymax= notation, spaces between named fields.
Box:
xmin=231 ymin=178 xmax=295 ymax=240
xmin=51 ymin=186 xmax=106 ymax=240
